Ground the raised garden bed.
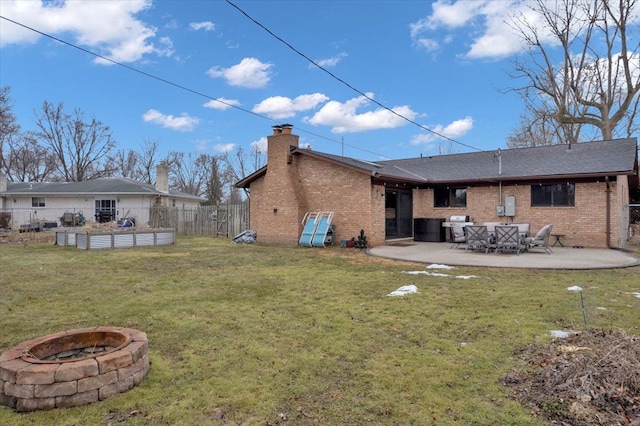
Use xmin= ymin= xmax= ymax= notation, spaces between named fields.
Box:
xmin=56 ymin=229 xmax=175 ymax=249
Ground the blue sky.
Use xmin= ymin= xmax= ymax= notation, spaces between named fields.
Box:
xmin=0 ymin=0 xmax=578 ymax=163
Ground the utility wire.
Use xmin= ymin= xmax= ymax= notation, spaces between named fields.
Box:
xmin=225 ymin=0 xmax=483 ymax=153
xmin=0 ymin=16 xmax=264 ymax=119
xmin=0 ymin=15 xmax=394 ymax=159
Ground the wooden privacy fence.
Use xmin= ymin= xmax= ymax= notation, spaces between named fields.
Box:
xmin=149 ymin=204 xmax=249 ymax=238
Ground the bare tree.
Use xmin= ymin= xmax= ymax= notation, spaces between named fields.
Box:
xmin=437 ymin=141 xmax=458 ymax=155
xmin=507 ymin=98 xmax=583 ymax=148
xmin=110 ymin=148 xmax=139 ymax=180
xmin=109 ymin=138 xmax=161 ymax=184
xmin=227 ymin=187 xmax=245 ymax=204
xmin=507 ymin=0 xmax=639 ymax=143
xmin=203 ymin=155 xmax=224 ymax=205
xmin=219 ymin=144 xmax=266 ymax=198
xmin=1 ymin=87 xmax=57 ymax=181
xmin=164 ymin=152 xmax=223 ymax=202
xmin=0 ymin=86 xmax=21 ymax=177
xmin=33 ymin=101 xmax=116 ymax=181
xmin=2 ymin=133 xmax=56 ymax=182
xmin=136 ymin=138 xmax=160 ymax=184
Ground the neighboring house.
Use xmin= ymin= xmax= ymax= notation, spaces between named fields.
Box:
xmin=0 ymin=164 xmax=203 ymax=229
xmin=236 ymin=125 xmax=639 ymax=249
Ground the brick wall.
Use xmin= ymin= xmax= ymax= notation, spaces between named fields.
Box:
xmin=249 ymin=143 xmax=384 ymax=246
xmin=248 ymin=124 xmax=393 ymax=246
xmin=249 ymin=129 xmax=629 ymax=248
xmin=296 ymin=154 xmax=379 ymax=245
xmin=249 ymin=130 xmax=301 ymax=245
xmin=414 ymin=180 xmax=623 ymax=248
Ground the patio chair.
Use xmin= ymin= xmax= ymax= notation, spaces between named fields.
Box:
xmin=525 ymin=224 xmax=554 ymax=254
xmin=483 ymin=222 xmax=504 ymax=244
xmin=449 ymin=223 xmax=466 ymax=249
xmin=512 ymin=223 xmax=530 ymax=244
xmin=464 ymin=225 xmax=490 ymax=253
xmin=494 ymin=225 xmax=521 ymax=255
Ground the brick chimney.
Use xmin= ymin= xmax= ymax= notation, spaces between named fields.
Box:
xmin=155 ymin=162 xmax=169 ymax=193
xmin=267 ymin=123 xmax=298 ymax=168
xmin=253 ymin=124 xmax=303 ymax=244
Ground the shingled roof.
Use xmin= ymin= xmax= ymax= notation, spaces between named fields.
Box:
xmin=4 ymin=177 xmax=202 ymax=200
xmin=289 ymin=138 xmax=639 ymax=185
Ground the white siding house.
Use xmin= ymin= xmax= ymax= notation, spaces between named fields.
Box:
xmin=0 ymin=165 xmax=203 ymax=230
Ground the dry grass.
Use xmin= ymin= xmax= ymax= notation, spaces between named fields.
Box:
xmin=503 ymin=329 xmax=639 ymax=425
xmin=0 ymin=234 xmax=638 ymax=425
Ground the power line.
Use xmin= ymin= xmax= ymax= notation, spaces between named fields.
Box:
xmin=0 ymin=16 xmax=267 ymax=121
xmin=0 ymin=15 xmax=392 ymax=159
xmin=225 ymin=0 xmax=484 ymax=153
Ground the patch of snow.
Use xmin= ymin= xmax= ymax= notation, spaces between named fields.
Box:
xmin=455 ymin=275 xmax=477 ymax=279
xmin=550 ymin=330 xmax=571 ymax=338
xmin=427 ymin=264 xmax=454 ymax=270
xmin=596 ymin=307 xmax=607 ymax=310
xmin=567 ymin=285 xmax=583 ymax=292
xmin=387 ymin=285 xmax=418 ymax=297
xmin=625 ymin=292 xmax=640 ymax=299
xmin=402 ymin=271 xmax=450 ymax=277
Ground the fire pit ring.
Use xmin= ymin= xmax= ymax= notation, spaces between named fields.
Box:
xmin=0 ymin=327 xmax=149 ymax=412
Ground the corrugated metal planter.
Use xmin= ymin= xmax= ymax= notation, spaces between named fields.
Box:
xmin=55 ymin=229 xmax=175 ymax=249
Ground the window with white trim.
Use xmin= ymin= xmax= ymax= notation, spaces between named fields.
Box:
xmin=31 ymin=197 xmax=45 ymax=207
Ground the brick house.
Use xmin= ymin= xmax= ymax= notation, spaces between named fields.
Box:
xmin=236 ymin=125 xmax=638 ymax=248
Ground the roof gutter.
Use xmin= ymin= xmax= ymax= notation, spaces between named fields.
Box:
xmin=606 ymin=176 xmax=611 ymax=248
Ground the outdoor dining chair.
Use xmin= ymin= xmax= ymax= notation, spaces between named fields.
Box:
xmin=513 ymin=223 xmax=531 ymax=243
xmin=464 ymin=225 xmax=490 ymax=253
xmin=494 ymin=225 xmax=522 ymax=255
xmin=449 ymin=223 xmax=466 ymax=249
xmin=524 ymin=224 xmax=554 ymax=254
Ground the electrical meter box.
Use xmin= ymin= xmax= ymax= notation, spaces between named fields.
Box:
xmin=496 ymin=205 xmax=505 ymax=216
xmin=505 ymin=195 xmax=516 ymax=216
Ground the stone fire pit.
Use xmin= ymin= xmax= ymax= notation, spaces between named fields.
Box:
xmin=0 ymin=327 xmax=149 ymax=412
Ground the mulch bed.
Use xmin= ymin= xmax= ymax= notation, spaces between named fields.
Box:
xmin=502 ymin=329 xmax=640 ymax=425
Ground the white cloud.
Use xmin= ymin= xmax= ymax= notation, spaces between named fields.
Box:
xmin=410 ymin=116 xmax=474 ymax=145
xmin=305 ymin=94 xmax=417 ymax=133
xmin=409 ymin=0 xmax=531 ymax=59
xmin=206 ymin=57 xmax=273 ymax=88
xmin=203 ymin=98 xmax=241 ymax=110
xmin=251 ymin=137 xmax=268 ymax=154
xmin=213 ymin=143 xmax=235 ymax=153
xmin=0 ymin=0 xmax=170 ymax=64
xmin=410 ymin=0 xmax=483 ymax=35
xmin=310 ymin=52 xmax=347 ymax=69
xmin=142 ymin=109 xmax=199 ymax=132
xmin=195 ymin=139 xmax=209 ymax=151
xmin=190 ymin=21 xmax=215 ymax=31
xmin=253 ymin=93 xmax=329 ymax=119
xmin=415 ymin=38 xmax=439 ymax=52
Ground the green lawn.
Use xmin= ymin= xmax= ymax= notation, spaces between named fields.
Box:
xmin=1 ymin=236 xmax=638 ymax=425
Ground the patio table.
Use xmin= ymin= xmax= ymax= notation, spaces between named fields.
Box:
xmin=551 ymin=234 xmax=565 ymax=247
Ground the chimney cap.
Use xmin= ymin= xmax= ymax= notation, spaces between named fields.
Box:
xmin=272 ymin=123 xmax=294 ymax=135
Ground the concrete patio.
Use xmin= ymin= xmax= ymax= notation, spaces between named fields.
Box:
xmin=368 ymin=242 xmax=640 ymax=269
